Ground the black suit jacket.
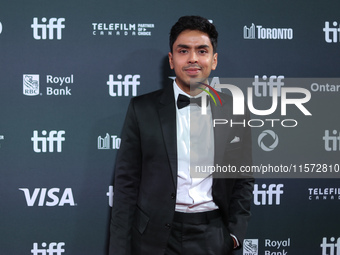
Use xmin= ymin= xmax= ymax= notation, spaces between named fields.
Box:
xmin=109 ymin=84 xmax=254 ymax=255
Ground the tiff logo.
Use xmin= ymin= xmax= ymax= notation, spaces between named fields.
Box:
xmin=323 ymin=21 xmax=340 ymax=43
xmin=107 ymin=74 xmax=140 ymax=96
xmin=31 ymin=17 xmax=65 ymax=40
xmin=253 ymin=184 xmax=284 ymax=205
xmin=31 ymin=242 xmax=65 ymax=255
xmin=323 ymin=130 xmax=340 ymax=151
xmin=320 ymin=237 xmax=340 ymax=255
xmin=252 ymin=75 xmax=284 ymax=97
xmin=98 ymin=134 xmax=121 ymax=149
xmin=31 ymin=130 xmax=65 ymax=153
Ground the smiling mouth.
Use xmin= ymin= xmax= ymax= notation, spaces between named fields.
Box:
xmin=184 ymin=68 xmax=201 ymax=75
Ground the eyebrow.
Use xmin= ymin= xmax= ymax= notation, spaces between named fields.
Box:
xmin=176 ymin=44 xmax=210 ymax=49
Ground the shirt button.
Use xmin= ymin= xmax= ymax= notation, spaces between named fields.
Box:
xmin=165 ymin=223 xmax=171 ymax=229
xmin=171 ymin=193 xmax=176 ymax=199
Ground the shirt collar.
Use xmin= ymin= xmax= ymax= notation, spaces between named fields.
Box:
xmin=173 ymin=80 xmax=209 ymax=102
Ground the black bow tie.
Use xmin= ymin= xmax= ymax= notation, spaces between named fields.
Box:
xmin=177 ymin=94 xmax=204 ymax=109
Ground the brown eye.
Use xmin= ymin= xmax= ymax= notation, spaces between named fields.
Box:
xmin=179 ymin=49 xmax=188 ymax=53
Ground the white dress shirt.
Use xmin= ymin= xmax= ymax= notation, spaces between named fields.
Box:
xmin=173 ymin=81 xmax=219 ymax=213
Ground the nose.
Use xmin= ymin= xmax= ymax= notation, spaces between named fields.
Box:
xmin=188 ymin=51 xmax=198 ymax=64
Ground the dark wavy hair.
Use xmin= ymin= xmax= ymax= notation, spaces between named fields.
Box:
xmin=169 ymin=16 xmax=218 ymax=53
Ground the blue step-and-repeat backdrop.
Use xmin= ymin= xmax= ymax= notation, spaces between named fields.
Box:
xmin=0 ymin=0 xmax=339 ymax=254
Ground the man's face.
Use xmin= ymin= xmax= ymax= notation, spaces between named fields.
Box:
xmin=168 ymin=29 xmax=218 ymax=94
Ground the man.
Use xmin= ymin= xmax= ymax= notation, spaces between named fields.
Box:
xmin=109 ymin=16 xmax=254 ymax=255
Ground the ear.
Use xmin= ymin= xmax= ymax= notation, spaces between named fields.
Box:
xmin=168 ymin=52 xmax=174 ymax=69
xmin=211 ymin=53 xmax=218 ymax=70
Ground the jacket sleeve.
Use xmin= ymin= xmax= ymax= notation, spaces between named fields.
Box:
xmin=227 ymin=106 xmax=254 ymax=248
xmin=109 ymin=98 xmax=142 ymax=255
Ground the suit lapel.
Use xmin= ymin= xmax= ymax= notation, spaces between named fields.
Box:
xmin=158 ymin=85 xmax=177 ymax=188
xmin=157 ymin=88 xmax=233 ymax=188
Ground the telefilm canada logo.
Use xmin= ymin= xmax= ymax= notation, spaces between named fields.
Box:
xmin=31 ymin=17 xmax=65 ymax=40
xmin=92 ymin=22 xmax=154 ymax=36
xmin=23 ymin=74 xmax=74 ymax=96
xmin=323 ymin=21 xmax=340 ymax=43
xmin=244 ymin=23 xmax=293 ymax=40
xmin=308 ymin=187 xmax=340 ymax=201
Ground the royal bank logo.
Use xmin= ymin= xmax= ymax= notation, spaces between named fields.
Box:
xmin=321 ymin=237 xmax=340 ymax=255
xmin=23 ymin=75 xmax=40 ymax=96
xmin=92 ymin=22 xmax=154 ymax=36
xmin=253 ymin=184 xmax=284 ymax=205
xmin=31 ymin=242 xmax=65 ymax=255
xmin=23 ymin=74 xmax=74 ymax=96
xmin=258 ymin=130 xmax=279 ymax=151
xmin=31 ymin=17 xmax=65 ymax=40
xmin=107 ymin=74 xmax=140 ymax=97
xmin=244 ymin=23 xmax=293 ymax=40
xmin=243 ymin=239 xmax=258 ymax=255
xmin=97 ymin=133 xmax=121 ymax=149
xmin=323 ymin=21 xmax=340 ymax=43
xmin=323 ymin=130 xmax=340 ymax=151
xmin=265 ymin=238 xmax=291 ymax=254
